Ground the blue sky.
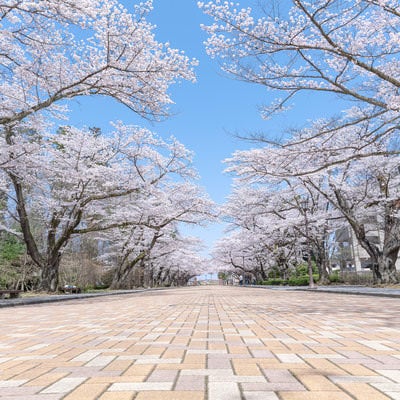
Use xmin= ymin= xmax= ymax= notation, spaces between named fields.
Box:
xmin=67 ymin=0 xmax=341 ymax=258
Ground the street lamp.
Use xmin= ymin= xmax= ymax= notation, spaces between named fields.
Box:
xmin=301 ymin=198 xmax=316 ymax=289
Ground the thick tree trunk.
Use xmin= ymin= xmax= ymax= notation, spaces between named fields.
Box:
xmin=375 ymin=251 xmax=399 ymax=284
xmin=317 ymin=266 xmax=330 ymax=285
xmin=39 ymin=254 xmax=61 ymax=292
xmin=314 ymin=254 xmax=330 ymax=285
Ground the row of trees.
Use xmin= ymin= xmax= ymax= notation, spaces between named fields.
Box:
xmin=0 ymin=0 xmax=214 ymax=292
xmin=200 ymin=0 xmax=400 ymax=284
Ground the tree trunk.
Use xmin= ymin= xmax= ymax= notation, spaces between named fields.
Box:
xmin=110 ymin=264 xmax=131 ymax=289
xmin=375 ymin=251 xmax=399 ymax=284
xmin=39 ymin=254 xmax=61 ymax=292
xmin=317 ymin=264 xmax=330 ymax=285
xmin=110 ymin=251 xmax=146 ymax=289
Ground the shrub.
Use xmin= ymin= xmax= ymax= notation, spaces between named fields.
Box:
xmin=329 ymin=272 xmax=342 ymax=284
xmin=262 ymin=278 xmax=287 ymax=285
xmin=293 ymin=263 xmax=318 ymax=277
xmin=288 ymin=274 xmax=319 ymax=286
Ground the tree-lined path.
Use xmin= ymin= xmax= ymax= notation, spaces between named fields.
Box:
xmin=1 ymin=287 xmax=400 ymax=400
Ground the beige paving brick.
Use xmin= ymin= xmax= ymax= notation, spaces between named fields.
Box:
xmin=183 ymin=354 xmax=206 ymax=364
xmin=25 ymin=372 xmax=69 ymax=387
xmin=63 ymin=383 xmax=109 ymax=399
xmin=86 ymin=376 xmax=147 ymax=384
xmin=296 ymin=375 xmax=341 ymax=391
xmin=306 ymin=359 xmax=348 ymax=375
xmin=228 ymin=345 xmax=250 ymax=354
xmin=98 ymin=391 xmax=135 ymax=400
xmin=123 ymin=364 xmax=154 ymax=376
xmin=103 ymin=359 xmax=132 ymax=371
xmin=337 ymin=363 xmax=377 ymax=376
xmin=162 ymin=349 xmax=185 ymax=358
xmin=279 ymin=391 xmax=353 ymax=399
xmin=233 ymin=363 xmax=262 ymax=376
xmin=156 ymin=363 xmax=205 ymax=370
xmin=135 ymin=390 xmax=204 ymax=400
xmin=11 ymin=366 xmax=53 ymax=381
xmin=338 ymin=382 xmax=392 ymax=399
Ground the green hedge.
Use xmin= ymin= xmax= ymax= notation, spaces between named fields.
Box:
xmin=261 ymin=278 xmax=287 ymax=286
xmin=288 ymin=274 xmax=319 ymax=286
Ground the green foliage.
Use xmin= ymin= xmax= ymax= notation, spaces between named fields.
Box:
xmin=218 ymin=271 xmax=227 ymax=280
xmin=292 ymin=263 xmax=318 ymax=277
xmin=262 ymin=278 xmax=287 ymax=285
xmin=288 ymin=274 xmax=319 ymax=286
xmin=0 ymin=234 xmax=25 ymax=262
xmin=267 ymin=266 xmax=282 ymax=279
xmin=328 ymin=272 xmax=343 ymax=283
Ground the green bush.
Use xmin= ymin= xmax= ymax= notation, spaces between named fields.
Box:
xmin=329 ymin=272 xmax=342 ymax=283
xmin=292 ymin=263 xmax=318 ymax=277
xmin=267 ymin=266 xmax=282 ymax=279
xmin=0 ymin=234 xmax=24 ymax=262
xmin=288 ymin=274 xmax=319 ymax=286
xmin=262 ymin=278 xmax=287 ymax=285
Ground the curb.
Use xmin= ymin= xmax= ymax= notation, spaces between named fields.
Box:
xmin=240 ymin=284 xmax=400 ymax=298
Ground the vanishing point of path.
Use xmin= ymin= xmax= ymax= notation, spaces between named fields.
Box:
xmin=1 ymin=287 xmax=400 ymax=400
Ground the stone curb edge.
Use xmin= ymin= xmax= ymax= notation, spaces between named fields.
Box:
xmin=241 ymin=284 xmax=400 ymax=298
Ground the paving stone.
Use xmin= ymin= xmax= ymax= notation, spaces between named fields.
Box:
xmin=109 ymin=381 xmax=172 ymax=391
xmin=295 ymin=374 xmax=340 ymax=391
xmin=98 ymin=391 xmax=135 ymax=400
xmin=208 ymin=381 xmax=241 ymax=400
xmin=0 ymin=379 xmax=27 ymax=387
xmin=376 ymin=369 xmax=400 ymax=382
xmin=62 ymin=383 xmax=108 ymax=399
xmin=25 ymin=373 xmax=69 ymax=387
xmin=135 ymin=391 xmax=204 ymax=400
xmin=241 ymin=381 xmax=306 ymax=391
xmin=263 ymin=369 xmax=298 ymax=383
xmin=147 ymin=369 xmax=178 ymax=382
xmin=243 ymin=392 xmax=280 ymax=400
xmin=174 ymin=375 xmax=205 ymax=391
xmin=338 ymin=382 xmax=392 ymax=399
xmin=371 ymin=382 xmax=400 ymax=392
xmin=41 ymin=377 xmax=87 ymax=394
xmin=279 ymin=391 xmax=353 ymax=399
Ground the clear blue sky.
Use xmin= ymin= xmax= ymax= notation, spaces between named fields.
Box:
xmin=67 ymin=0 xmax=341 ymax=258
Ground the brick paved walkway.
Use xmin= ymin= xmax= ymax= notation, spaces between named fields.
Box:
xmin=1 ymin=286 xmax=400 ymax=400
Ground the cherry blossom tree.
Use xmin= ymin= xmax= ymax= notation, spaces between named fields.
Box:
xmin=215 ymin=185 xmax=296 ymax=282
xmin=199 ymin=0 xmax=399 ymax=125
xmin=1 ymin=0 xmax=196 ymax=131
xmin=96 ymin=182 xmax=215 ymax=289
xmin=1 ymin=123 xmax=203 ymax=291
xmin=201 ymin=0 xmax=400 ymax=283
xmin=217 ymin=180 xmax=340 ymax=284
xmin=148 ymin=235 xmax=206 ymax=287
xmin=0 ymin=0 xmax=197 ymax=199
xmin=227 ymin=127 xmax=400 ymax=284
xmin=0 ymin=0 xmax=200 ymax=291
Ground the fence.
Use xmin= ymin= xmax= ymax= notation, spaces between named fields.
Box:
xmin=338 ymin=270 xmax=400 ymax=285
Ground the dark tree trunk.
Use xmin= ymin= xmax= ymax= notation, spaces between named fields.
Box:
xmin=375 ymin=250 xmax=399 ymax=284
xmin=39 ymin=254 xmax=61 ymax=292
xmin=110 ymin=251 xmax=146 ymax=289
xmin=332 ymin=189 xmax=399 ymax=285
